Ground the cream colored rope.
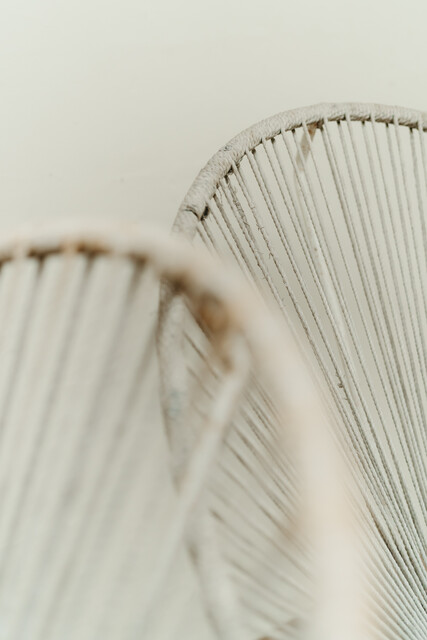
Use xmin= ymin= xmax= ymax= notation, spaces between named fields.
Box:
xmin=0 ymin=222 xmax=361 ymax=640
xmin=170 ymin=103 xmax=427 ymax=640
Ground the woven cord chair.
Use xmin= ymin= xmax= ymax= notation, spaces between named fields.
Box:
xmin=0 ymin=222 xmax=216 ymax=640
xmin=0 ymin=221 xmax=358 ymax=640
xmin=163 ymin=103 xmax=427 ymax=640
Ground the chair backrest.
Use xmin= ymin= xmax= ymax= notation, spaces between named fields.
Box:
xmin=169 ymin=103 xmax=427 ymax=640
xmin=0 ymin=222 xmax=219 ymax=640
xmin=0 ymin=222 xmax=360 ymax=640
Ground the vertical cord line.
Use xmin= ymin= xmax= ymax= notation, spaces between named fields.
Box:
xmin=234 ymin=150 xmax=426 ymax=571
xmin=290 ymin=121 xmax=425 ymax=491
xmin=338 ymin=117 xmax=427 ymax=503
xmin=198 ymin=112 xmax=425 ymax=636
xmin=320 ymin=119 xmax=427 ymax=547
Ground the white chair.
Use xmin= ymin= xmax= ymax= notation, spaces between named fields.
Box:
xmin=0 ymin=221 xmax=358 ymax=640
xmin=167 ymin=103 xmax=427 ymax=640
xmin=0 ymin=222 xmax=211 ymax=640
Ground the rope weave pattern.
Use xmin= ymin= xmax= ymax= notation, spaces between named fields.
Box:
xmin=0 ymin=227 xmax=217 ymax=640
xmin=0 ymin=225 xmax=257 ymax=640
xmin=172 ymin=103 xmax=427 ymax=640
xmin=0 ymin=224 xmax=352 ymax=640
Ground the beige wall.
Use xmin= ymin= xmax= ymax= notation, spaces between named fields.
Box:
xmin=1 ymin=0 xmax=427 ymax=231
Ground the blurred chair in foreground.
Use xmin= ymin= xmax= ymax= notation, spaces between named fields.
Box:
xmin=0 ymin=221 xmax=362 ymax=640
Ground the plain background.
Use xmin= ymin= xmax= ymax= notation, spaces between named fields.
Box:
xmin=1 ymin=0 xmax=427 ymax=231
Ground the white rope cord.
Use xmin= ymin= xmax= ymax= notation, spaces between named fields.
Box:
xmin=156 ymin=242 xmax=368 ymax=638
xmin=200 ymin=194 xmax=427 ymax=635
xmin=260 ymin=114 xmax=427 ymax=616
xmin=0 ymin=225 xmax=262 ymax=640
xmin=185 ymin=336 xmax=300 ymax=513
xmin=201 ymin=200 xmax=427 ymax=636
xmin=166 ymin=317 xmax=314 ymax=637
xmin=238 ymin=137 xmax=427 ymax=613
xmin=170 ymin=103 xmax=427 ymax=640
xmin=0 ymin=224 xmax=249 ymax=640
xmin=0 ymin=221 xmax=359 ymax=640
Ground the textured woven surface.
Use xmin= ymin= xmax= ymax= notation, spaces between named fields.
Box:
xmin=0 ymin=224 xmax=219 ymax=640
xmin=170 ymin=103 xmax=427 ymax=640
xmin=0 ymin=223 xmax=354 ymax=640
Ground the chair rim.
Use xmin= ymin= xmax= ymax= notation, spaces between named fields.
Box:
xmin=175 ymin=102 xmax=427 ymax=227
xmin=0 ymin=220 xmax=259 ymax=333
xmin=0 ymin=219 xmax=302 ymax=372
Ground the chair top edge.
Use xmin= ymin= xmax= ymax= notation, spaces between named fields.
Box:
xmin=0 ymin=219 xmax=260 ymax=328
xmin=175 ymin=101 xmax=427 ymax=226
xmin=0 ymin=220 xmax=170 ymax=263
